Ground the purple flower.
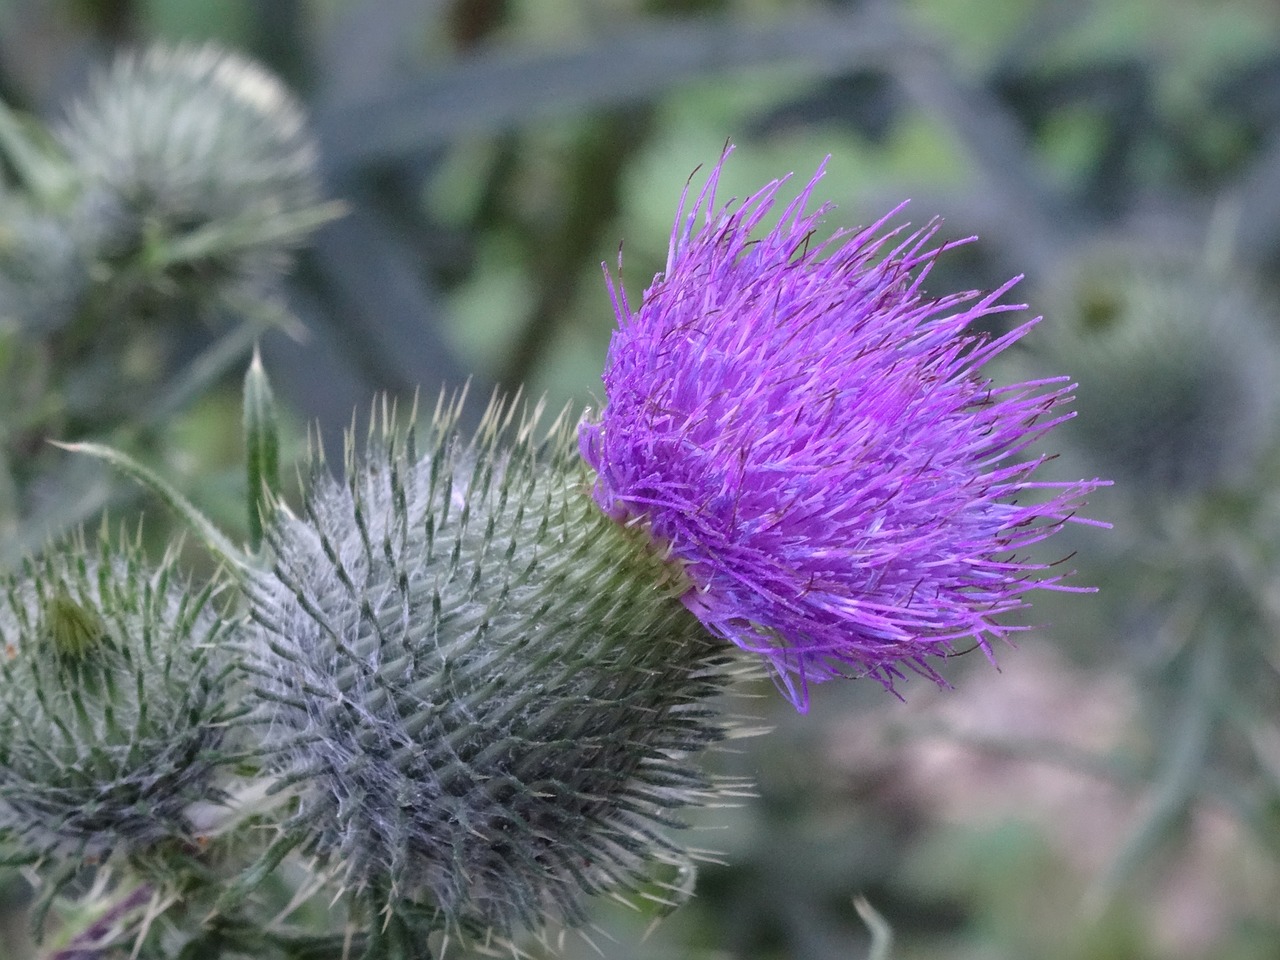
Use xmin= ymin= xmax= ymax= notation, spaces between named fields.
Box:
xmin=579 ymin=149 xmax=1107 ymax=711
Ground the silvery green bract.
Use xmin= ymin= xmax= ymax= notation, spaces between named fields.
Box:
xmin=245 ymin=397 xmax=744 ymax=944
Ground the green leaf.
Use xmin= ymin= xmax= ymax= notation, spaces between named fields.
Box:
xmin=1085 ymin=620 xmax=1223 ymax=915
xmin=244 ymin=346 xmax=282 ymax=552
xmin=0 ymin=100 xmax=78 ymax=205
xmin=51 ymin=441 xmax=253 ymax=578
xmin=854 ymin=896 xmax=894 ymax=960
xmin=147 ymin=308 xmax=300 ymax=431
xmin=148 ymin=201 xmax=345 ymax=270
xmin=318 ymin=10 xmax=915 ymax=169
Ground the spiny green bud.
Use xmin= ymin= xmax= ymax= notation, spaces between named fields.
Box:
xmin=0 ymin=532 xmax=239 ymax=860
xmin=57 ymin=44 xmax=326 ymax=290
xmin=246 ymin=396 xmax=746 ymax=943
xmin=1041 ymin=241 xmax=1275 ymax=493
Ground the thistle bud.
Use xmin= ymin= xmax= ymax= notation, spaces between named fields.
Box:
xmin=58 ymin=44 xmax=325 ymax=290
xmin=0 ymin=533 xmax=238 ymax=860
xmin=246 ymin=397 xmax=742 ymax=942
xmin=1040 ymin=241 xmax=1275 ymax=493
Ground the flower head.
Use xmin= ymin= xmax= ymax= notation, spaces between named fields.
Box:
xmin=59 ymin=44 xmax=324 ymax=287
xmin=246 ymin=397 xmax=740 ymax=941
xmin=0 ymin=533 xmax=237 ymax=858
xmin=579 ymin=150 xmax=1106 ymax=711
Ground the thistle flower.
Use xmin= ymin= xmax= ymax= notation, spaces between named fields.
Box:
xmin=579 ymin=150 xmax=1106 ymax=710
xmin=0 ymin=533 xmax=237 ymax=859
xmin=246 ymin=397 xmax=740 ymax=941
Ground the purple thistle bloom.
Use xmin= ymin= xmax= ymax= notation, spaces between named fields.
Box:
xmin=579 ymin=149 xmax=1107 ymax=712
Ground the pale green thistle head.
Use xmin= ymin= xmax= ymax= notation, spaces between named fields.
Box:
xmin=244 ymin=394 xmax=749 ymax=944
xmin=57 ymin=43 xmax=328 ymax=293
xmin=0 ymin=531 xmax=240 ymax=861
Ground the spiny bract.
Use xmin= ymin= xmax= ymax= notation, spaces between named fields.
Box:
xmin=0 ymin=533 xmax=237 ymax=859
xmin=246 ymin=396 xmax=741 ymax=940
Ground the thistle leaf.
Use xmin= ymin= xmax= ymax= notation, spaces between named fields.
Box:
xmin=854 ymin=896 xmax=895 ymax=960
xmin=244 ymin=346 xmax=282 ymax=552
xmin=0 ymin=100 xmax=78 ymax=205
xmin=51 ymin=441 xmax=252 ymax=576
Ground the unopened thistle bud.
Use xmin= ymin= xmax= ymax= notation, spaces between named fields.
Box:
xmin=1041 ymin=241 xmax=1275 ymax=493
xmin=246 ymin=397 xmax=741 ymax=941
xmin=0 ymin=533 xmax=238 ymax=860
xmin=58 ymin=44 xmax=325 ymax=290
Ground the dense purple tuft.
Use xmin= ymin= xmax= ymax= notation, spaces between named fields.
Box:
xmin=579 ymin=148 xmax=1107 ymax=711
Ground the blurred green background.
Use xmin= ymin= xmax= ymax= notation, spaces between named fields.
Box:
xmin=3 ymin=0 xmax=1280 ymax=957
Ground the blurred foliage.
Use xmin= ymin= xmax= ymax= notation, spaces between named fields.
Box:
xmin=2 ymin=0 xmax=1280 ymax=957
